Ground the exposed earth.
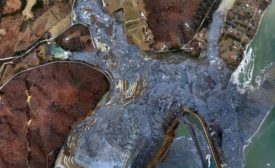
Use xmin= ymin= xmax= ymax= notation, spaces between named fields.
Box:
xmin=0 ymin=0 xmax=274 ymax=168
xmin=0 ymin=0 xmax=73 ymax=58
xmin=143 ymin=0 xmax=220 ymax=51
xmin=0 ymin=62 xmax=109 ymax=167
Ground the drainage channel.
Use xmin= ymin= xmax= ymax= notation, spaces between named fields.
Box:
xmin=148 ymin=107 xmax=223 ymax=168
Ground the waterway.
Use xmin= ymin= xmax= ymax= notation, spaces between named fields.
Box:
xmin=53 ymin=0 xmax=275 ymax=167
xmin=241 ymin=1 xmax=275 ymax=168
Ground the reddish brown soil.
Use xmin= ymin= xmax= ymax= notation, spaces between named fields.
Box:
xmin=3 ymin=0 xmax=22 ymax=14
xmin=0 ymin=14 xmax=24 ymax=58
xmin=2 ymin=0 xmax=22 ymax=14
xmin=144 ymin=0 xmax=202 ymax=48
xmin=0 ymin=62 xmax=109 ymax=168
xmin=0 ymin=0 xmax=72 ymax=58
xmin=56 ymin=24 xmax=95 ymax=52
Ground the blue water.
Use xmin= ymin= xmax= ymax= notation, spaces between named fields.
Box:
xmin=243 ymin=1 xmax=275 ymax=167
xmin=244 ymin=107 xmax=275 ymax=168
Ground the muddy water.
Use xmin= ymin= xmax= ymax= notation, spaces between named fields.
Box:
xmin=217 ymin=0 xmax=235 ymax=13
xmin=55 ymin=0 xmax=275 ymax=168
xmin=242 ymin=1 xmax=275 ymax=167
xmin=67 ymin=1 xmax=231 ymax=167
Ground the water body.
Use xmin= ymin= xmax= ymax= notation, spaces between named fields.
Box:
xmin=244 ymin=107 xmax=275 ymax=168
xmin=232 ymin=0 xmax=275 ymax=91
xmin=243 ymin=1 xmax=275 ymax=167
xmin=55 ymin=0 xmax=275 ymax=167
